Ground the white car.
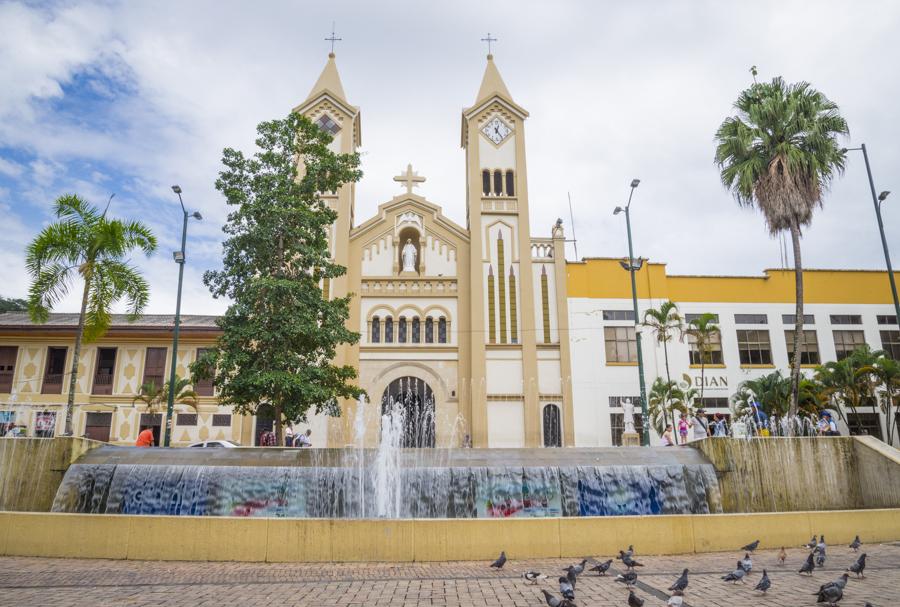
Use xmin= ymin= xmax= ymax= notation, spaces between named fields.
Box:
xmin=187 ymin=440 xmax=240 ymax=448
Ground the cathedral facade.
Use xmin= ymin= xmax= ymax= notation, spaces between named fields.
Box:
xmin=295 ymin=52 xmax=575 ymax=448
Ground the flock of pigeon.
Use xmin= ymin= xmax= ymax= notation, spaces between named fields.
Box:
xmin=488 ymin=534 xmax=874 ymax=606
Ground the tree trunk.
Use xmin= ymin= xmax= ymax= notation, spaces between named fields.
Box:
xmin=64 ymin=272 xmax=92 ymax=436
xmin=662 ymin=342 xmax=672 ymax=441
xmin=789 ymin=223 xmax=804 ymax=418
xmin=275 ymin=402 xmax=283 ymax=446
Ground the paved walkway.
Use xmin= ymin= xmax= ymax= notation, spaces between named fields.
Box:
xmin=0 ymin=544 xmax=896 ymax=606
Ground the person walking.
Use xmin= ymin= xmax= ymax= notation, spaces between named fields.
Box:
xmin=689 ymin=408 xmax=709 ymax=441
xmin=135 ymin=426 xmax=155 ymax=447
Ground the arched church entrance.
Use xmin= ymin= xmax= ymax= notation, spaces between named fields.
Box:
xmin=381 ymin=376 xmax=435 ymax=447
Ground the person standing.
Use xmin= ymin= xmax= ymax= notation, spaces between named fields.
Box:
xmin=713 ymin=413 xmax=728 ymax=437
xmin=677 ymin=415 xmax=689 ymax=444
xmin=135 ymin=426 xmax=155 ymax=447
xmin=296 ymin=429 xmax=312 ymax=447
xmin=690 ymin=408 xmax=709 ymax=441
xmin=284 ymin=425 xmax=294 ymax=447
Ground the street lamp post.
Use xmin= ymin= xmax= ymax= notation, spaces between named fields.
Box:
xmin=163 ymin=185 xmax=202 ymax=447
xmin=844 ymin=144 xmax=900 ymax=329
xmin=614 ymin=179 xmax=650 ymax=446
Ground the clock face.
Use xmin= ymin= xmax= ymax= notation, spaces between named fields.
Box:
xmin=481 ymin=117 xmax=512 ymax=144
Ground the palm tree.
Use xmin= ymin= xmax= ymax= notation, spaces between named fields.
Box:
xmin=643 ymin=301 xmax=682 ymax=385
xmin=26 ymin=194 xmax=157 ymax=435
xmin=873 ymin=356 xmax=900 ymax=445
xmin=648 ymin=375 xmax=697 ymax=443
xmin=681 ymin=313 xmax=720 ymax=404
xmin=132 ymin=375 xmax=199 ymax=414
xmin=731 ymin=371 xmax=792 ymax=417
xmin=816 ymin=345 xmax=881 ymax=435
xmin=715 ymin=76 xmax=848 ymax=417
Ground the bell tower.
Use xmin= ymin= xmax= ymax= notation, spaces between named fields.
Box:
xmin=461 ymin=53 xmax=542 ymax=447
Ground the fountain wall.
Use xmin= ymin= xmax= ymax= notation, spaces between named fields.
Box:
xmin=694 ymin=436 xmax=900 ymax=513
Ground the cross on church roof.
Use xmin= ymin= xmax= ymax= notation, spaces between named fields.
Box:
xmin=481 ymin=33 xmax=497 ymax=55
xmin=393 ymin=164 xmax=426 ymax=195
xmin=325 ymin=22 xmax=342 ymax=54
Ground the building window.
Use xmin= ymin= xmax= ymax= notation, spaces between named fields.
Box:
xmin=881 ymin=330 xmax=900 ymax=359
xmin=0 ymin=346 xmax=17 ymax=393
xmin=848 ymin=411 xmax=883 ymax=440
xmin=194 ymin=348 xmax=214 ymax=396
xmin=384 ymin=317 xmax=394 ymax=343
xmin=34 ymin=411 xmax=56 ymax=438
xmin=411 ymin=317 xmax=420 ymax=343
xmin=687 ymin=332 xmax=723 ymax=365
xmin=398 ymin=317 xmax=407 ymax=343
xmin=685 ymin=313 xmax=719 ymax=323
xmin=698 ymin=397 xmax=729 ymax=408
xmin=602 ymin=310 xmax=635 ymax=321
xmin=877 ymin=315 xmax=898 ymax=325
xmin=784 ymin=330 xmax=821 ymax=365
xmin=314 ymin=113 xmax=341 ymax=135
xmin=830 ymin=314 xmax=863 ymax=325
xmin=610 ymin=412 xmax=644 ymax=446
xmin=604 ymin=326 xmax=637 ymax=363
xmin=371 ymin=317 xmax=381 ymax=343
xmin=177 ymin=413 xmax=198 ymax=426
xmin=736 ymin=329 xmax=772 ymax=365
xmin=493 ymin=170 xmax=503 ymax=195
xmin=92 ymin=347 xmax=117 ymax=395
xmin=142 ymin=347 xmax=167 ymax=388
xmin=482 ymin=170 xmax=491 ymax=196
xmin=833 ymin=330 xmax=866 ymax=360
xmin=41 ymin=347 xmax=67 ymax=394
xmin=608 ymin=395 xmax=642 ymax=408
xmin=505 ymin=170 xmax=515 ymax=196
xmin=782 ymin=314 xmax=815 ymax=325
xmin=438 ymin=317 xmax=448 ymax=343
xmin=735 ymin=314 xmax=767 ymax=324
xmin=212 ymin=414 xmax=232 ymax=427
xmin=425 ymin=317 xmax=434 ymax=343
xmin=84 ymin=412 xmax=113 ymax=442
xmin=542 ymin=404 xmax=561 ymax=447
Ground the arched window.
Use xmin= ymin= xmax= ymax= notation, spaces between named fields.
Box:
xmin=398 ymin=317 xmax=407 ymax=343
xmin=543 ymin=404 xmax=562 ymax=447
xmin=371 ymin=317 xmax=381 ymax=343
xmin=482 ymin=170 xmax=491 ymax=196
xmin=505 ymin=170 xmax=515 ymax=196
xmin=425 ymin=318 xmax=434 ymax=343
xmin=493 ymin=170 xmax=503 ymax=196
xmin=411 ymin=317 xmax=421 ymax=343
xmin=438 ymin=317 xmax=447 ymax=343
xmin=384 ymin=317 xmax=394 ymax=343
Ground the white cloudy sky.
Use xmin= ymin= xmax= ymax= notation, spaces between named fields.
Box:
xmin=1 ymin=0 xmax=898 ymax=315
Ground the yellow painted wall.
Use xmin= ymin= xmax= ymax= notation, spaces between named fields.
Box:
xmin=1 ymin=509 xmax=898 ymax=562
xmin=567 ymin=257 xmax=900 ymax=304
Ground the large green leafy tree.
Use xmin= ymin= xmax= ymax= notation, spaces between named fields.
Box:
xmin=0 ymin=296 xmax=27 ymax=312
xmin=26 ymin=195 xmax=157 ymax=435
xmin=192 ymin=112 xmax=363 ymax=445
xmin=715 ymin=76 xmax=848 ymax=416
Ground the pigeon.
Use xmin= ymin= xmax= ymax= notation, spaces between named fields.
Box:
xmin=540 ymin=589 xmax=575 ymax=607
xmin=754 ymin=569 xmax=771 ymax=593
xmin=777 ymin=547 xmax=787 ymax=566
xmin=628 ymin=590 xmax=645 ymax=607
xmin=740 ymin=552 xmax=753 ymax=573
xmin=620 ymin=552 xmax=644 ymax=570
xmin=805 ymin=536 xmax=818 ymax=549
xmin=847 ymin=553 xmax=866 ymax=578
xmin=589 ymin=559 xmax=613 ymax=575
xmin=816 ymin=573 xmax=849 ymax=594
xmin=558 ymin=576 xmax=575 ymax=600
xmin=623 ymin=544 xmax=635 ymax=558
xmin=815 ymin=583 xmax=843 ymax=606
xmin=523 ymin=571 xmax=547 ymax=584
xmin=799 ymin=552 xmax=815 ymax=575
xmin=741 ymin=539 xmax=760 ymax=552
xmin=565 ymin=567 xmax=578 ymax=590
xmin=815 ymin=536 xmax=827 ymax=555
xmin=816 ymin=549 xmax=826 ymax=568
xmin=666 ymin=591 xmax=684 ymax=607
xmin=722 ymin=561 xmax=747 ymax=584
xmin=864 ymin=603 xmax=876 ymax=607
xmin=615 ymin=570 xmax=638 ymax=587
xmin=564 ymin=559 xmax=589 ymax=576
xmin=849 ymin=535 xmax=861 ymax=552
xmin=668 ymin=568 xmax=689 ymax=592
xmin=490 ymin=551 xmax=507 ymax=569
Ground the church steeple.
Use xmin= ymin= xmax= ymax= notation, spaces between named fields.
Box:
xmin=304 ymin=52 xmax=348 ymax=105
xmin=473 ymin=54 xmax=512 ymax=106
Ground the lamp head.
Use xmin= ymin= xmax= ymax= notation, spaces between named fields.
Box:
xmin=171 ymin=185 xmax=182 ymax=194
xmin=192 ymin=211 xmax=203 ymax=220
xmin=878 ymin=191 xmax=890 ymax=202
xmin=172 ymin=251 xmax=185 ymax=263
xmin=613 ymin=206 xmax=624 ymax=215
xmin=630 ymin=179 xmax=641 ymax=188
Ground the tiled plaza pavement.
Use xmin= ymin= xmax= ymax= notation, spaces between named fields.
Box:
xmin=0 ymin=543 xmax=896 ymax=606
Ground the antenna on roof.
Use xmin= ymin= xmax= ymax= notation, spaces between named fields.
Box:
xmin=568 ymin=192 xmax=579 ymax=260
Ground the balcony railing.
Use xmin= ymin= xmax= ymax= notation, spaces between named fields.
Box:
xmin=92 ymin=373 xmax=113 ymax=395
xmin=41 ymin=373 xmax=64 ymax=394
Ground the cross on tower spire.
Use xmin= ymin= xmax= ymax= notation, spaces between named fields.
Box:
xmin=393 ymin=164 xmax=426 ymax=195
xmin=481 ymin=32 xmax=497 ymax=56
xmin=325 ymin=22 xmax=342 ymax=55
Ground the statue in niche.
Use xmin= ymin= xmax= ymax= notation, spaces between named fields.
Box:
xmin=401 ymin=238 xmax=417 ymax=272
xmin=623 ymin=398 xmax=636 ymax=434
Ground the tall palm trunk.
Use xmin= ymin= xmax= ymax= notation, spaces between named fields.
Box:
xmin=275 ymin=402 xmax=284 ymax=446
xmin=662 ymin=342 xmax=674 ymax=443
xmin=65 ymin=272 xmax=92 ymax=436
xmin=789 ymin=223 xmax=804 ymax=417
